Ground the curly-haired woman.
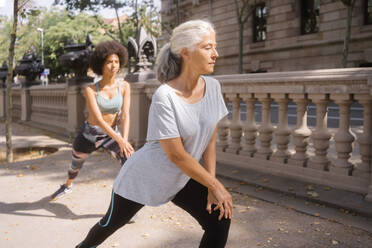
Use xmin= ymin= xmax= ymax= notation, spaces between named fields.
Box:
xmin=51 ymin=41 xmax=134 ymax=200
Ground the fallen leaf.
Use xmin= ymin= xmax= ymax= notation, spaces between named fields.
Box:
xmin=307 ymin=185 xmax=314 ymax=190
xmin=307 ymin=191 xmax=319 ymax=198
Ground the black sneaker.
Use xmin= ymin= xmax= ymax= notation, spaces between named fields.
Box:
xmin=50 ymin=184 xmax=72 ymax=200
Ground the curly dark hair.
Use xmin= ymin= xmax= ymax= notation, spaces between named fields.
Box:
xmin=89 ymin=40 xmax=128 ymax=75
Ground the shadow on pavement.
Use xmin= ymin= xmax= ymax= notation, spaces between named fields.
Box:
xmin=0 ymin=196 xmax=102 ymax=220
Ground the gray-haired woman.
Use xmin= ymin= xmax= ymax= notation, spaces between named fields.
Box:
xmin=76 ymin=20 xmax=233 ymax=248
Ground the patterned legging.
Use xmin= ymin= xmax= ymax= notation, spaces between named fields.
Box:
xmin=68 ymin=121 xmax=126 ymax=179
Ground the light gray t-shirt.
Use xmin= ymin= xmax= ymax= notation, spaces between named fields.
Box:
xmin=113 ymin=76 xmax=228 ymax=206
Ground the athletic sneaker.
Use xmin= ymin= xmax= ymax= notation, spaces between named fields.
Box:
xmin=50 ymin=184 xmax=72 ymax=200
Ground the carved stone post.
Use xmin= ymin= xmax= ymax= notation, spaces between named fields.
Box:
xmin=67 ymin=85 xmax=86 ymax=135
xmin=21 ymin=88 xmax=31 ymax=121
xmin=225 ymin=94 xmax=242 ymax=154
xmin=217 ymin=94 xmax=230 ymax=152
xmin=240 ymin=93 xmax=258 ymax=157
xmin=288 ymin=94 xmax=311 ymax=167
xmin=255 ymin=93 xmax=274 ymax=160
xmin=129 ymin=83 xmax=152 ymax=149
xmin=271 ymin=93 xmax=291 ymax=163
xmin=331 ymin=94 xmax=356 ymax=175
xmin=308 ymin=94 xmax=331 ymax=171
xmin=354 ymin=95 xmax=372 ymax=178
xmin=365 ymin=77 xmax=372 ymax=201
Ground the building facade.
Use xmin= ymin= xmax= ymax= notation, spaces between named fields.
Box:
xmin=160 ymin=0 xmax=372 ymax=74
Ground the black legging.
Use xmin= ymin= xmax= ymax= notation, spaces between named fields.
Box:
xmin=76 ymin=179 xmax=231 ymax=248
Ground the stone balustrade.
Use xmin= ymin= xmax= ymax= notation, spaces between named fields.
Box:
xmin=0 ymin=83 xmax=87 ymax=137
xmin=214 ymin=68 xmax=372 ymax=201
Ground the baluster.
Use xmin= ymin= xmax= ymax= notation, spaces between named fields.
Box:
xmin=271 ymin=93 xmax=291 ymax=163
xmin=255 ymin=93 xmax=274 ymax=160
xmin=225 ymin=94 xmax=242 ymax=154
xmin=331 ymin=94 xmax=356 ymax=175
xmin=240 ymin=93 xmax=258 ymax=157
xmin=217 ymin=94 xmax=230 ymax=152
xmin=354 ymin=95 xmax=372 ymax=180
xmin=308 ymin=94 xmax=331 ymax=171
xmin=355 ymin=94 xmax=372 ymax=202
xmin=288 ymin=94 xmax=311 ymax=167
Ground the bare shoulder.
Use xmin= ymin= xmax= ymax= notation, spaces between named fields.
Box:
xmin=120 ymin=80 xmax=131 ymax=94
xmin=84 ymin=84 xmax=97 ymax=95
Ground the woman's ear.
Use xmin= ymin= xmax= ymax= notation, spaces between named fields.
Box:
xmin=180 ymin=47 xmax=189 ymax=61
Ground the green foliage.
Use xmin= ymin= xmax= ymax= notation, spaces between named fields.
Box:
xmin=0 ymin=0 xmax=161 ymax=79
xmin=0 ymin=7 xmax=111 ymax=79
xmin=55 ymin=0 xmax=161 ymax=42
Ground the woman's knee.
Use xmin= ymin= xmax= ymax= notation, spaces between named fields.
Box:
xmin=199 ymin=209 xmax=231 ymax=232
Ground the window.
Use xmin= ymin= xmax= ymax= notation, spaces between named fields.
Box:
xmin=301 ymin=0 xmax=320 ymax=35
xmin=365 ymin=0 xmax=372 ymax=25
xmin=253 ymin=4 xmax=267 ymax=42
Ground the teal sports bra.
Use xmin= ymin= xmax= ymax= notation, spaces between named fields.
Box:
xmin=96 ymin=80 xmax=123 ymax=114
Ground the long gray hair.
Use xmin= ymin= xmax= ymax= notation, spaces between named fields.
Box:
xmin=156 ymin=20 xmax=215 ymax=82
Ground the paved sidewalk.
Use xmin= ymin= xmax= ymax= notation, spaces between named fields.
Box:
xmin=1 ymin=122 xmax=372 ymax=248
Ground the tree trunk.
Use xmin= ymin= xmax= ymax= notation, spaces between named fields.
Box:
xmin=134 ymin=0 xmax=139 ymax=37
xmin=342 ymin=0 xmax=355 ymax=68
xmin=238 ymin=21 xmax=244 ymax=74
xmin=6 ymin=0 xmax=19 ymax=162
xmin=176 ymin=0 xmax=180 ymax=25
xmin=114 ymin=7 xmax=125 ymax=44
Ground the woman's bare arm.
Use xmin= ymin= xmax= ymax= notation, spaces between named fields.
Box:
xmin=202 ymin=128 xmax=218 ymax=177
xmin=120 ymin=81 xmax=131 ymax=142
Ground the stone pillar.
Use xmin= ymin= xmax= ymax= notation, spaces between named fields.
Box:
xmin=20 ymin=88 xmax=31 ymax=121
xmin=308 ymin=94 xmax=331 ymax=171
xmin=217 ymin=94 xmax=230 ymax=152
xmin=354 ymin=95 xmax=372 ymax=179
xmin=288 ymin=94 xmax=311 ymax=167
xmin=271 ymin=93 xmax=291 ymax=163
xmin=129 ymin=83 xmax=152 ymax=149
xmin=255 ymin=93 xmax=274 ymax=160
xmin=67 ymin=84 xmax=86 ymax=135
xmin=0 ymin=89 xmax=5 ymax=119
xmin=240 ymin=93 xmax=258 ymax=157
xmin=355 ymin=93 xmax=372 ymax=201
xmin=331 ymin=94 xmax=356 ymax=175
xmin=367 ymin=77 xmax=372 ymax=201
xmin=225 ymin=94 xmax=242 ymax=154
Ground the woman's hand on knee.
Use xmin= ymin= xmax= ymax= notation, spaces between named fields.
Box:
xmin=118 ymin=139 xmax=135 ymax=159
xmin=208 ymin=180 xmax=233 ymax=221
